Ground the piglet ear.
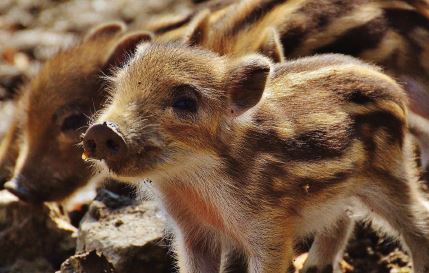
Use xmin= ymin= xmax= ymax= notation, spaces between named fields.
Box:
xmin=104 ymin=31 xmax=153 ymax=71
xmin=84 ymin=21 xmax=126 ymax=42
xmin=257 ymin=28 xmax=285 ymax=63
xmin=228 ymin=55 xmax=271 ymax=116
xmin=183 ymin=9 xmax=210 ymax=47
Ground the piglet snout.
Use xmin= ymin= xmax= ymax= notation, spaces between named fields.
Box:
xmin=83 ymin=122 xmax=126 ymax=161
xmin=4 ymin=176 xmax=35 ymax=202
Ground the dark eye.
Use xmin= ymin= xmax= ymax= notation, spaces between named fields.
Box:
xmin=172 ymin=97 xmax=197 ymax=113
xmin=61 ymin=114 xmax=86 ymax=132
xmin=171 ymin=85 xmax=200 ymax=114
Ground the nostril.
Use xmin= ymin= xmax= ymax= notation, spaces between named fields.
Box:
xmin=83 ymin=122 xmax=127 ymax=161
xmin=85 ymin=139 xmax=97 ymax=155
xmin=106 ymin=139 xmax=119 ymax=153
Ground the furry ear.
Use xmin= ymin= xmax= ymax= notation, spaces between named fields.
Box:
xmin=228 ymin=55 xmax=271 ymax=115
xmin=84 ymin=21 xmax=126 ymax=42
xmin=104 ymin=31 xmax=153 ymax=70
xmin=183 ymin=9 xmax=210 ymax=46
xmin=257 ymin=28 xmax=285 ymax=63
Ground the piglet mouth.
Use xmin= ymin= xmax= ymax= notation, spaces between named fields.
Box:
xmin=4 ymin=176 xmax=41 ymax=203
xmin=82 ymin=121 xmax=127 ymax=162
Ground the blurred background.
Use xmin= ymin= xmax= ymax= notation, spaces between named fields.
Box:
xmin=0 ymin=0 xmax=194 ymax=101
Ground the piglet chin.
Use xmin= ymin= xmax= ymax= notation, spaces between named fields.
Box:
xmin=94 ymin=159 xmax=142 ymax=184
xmin=91 ymin=159 xmax=117 ymax=177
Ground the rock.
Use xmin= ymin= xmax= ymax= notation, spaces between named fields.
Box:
xmin=76 ymin=200 xmax=173 ymax=273
xmin=58 ymin=251 xmax=116 ymax=273
xmin=0 ymin=190 xmax=77 ymax=273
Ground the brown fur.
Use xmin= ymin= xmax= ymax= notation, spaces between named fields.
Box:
xmin=184 ymin=0 xmax=429 ymax=179
xmin=2 ymin=0 xmax=429 ymax=202
xmin=0 ymin=2 xmax=285 ymax=201
xmin=6 ymin=34 xmax=119 ymax=201
xmin=0 ymin=23 xmax=155 ymax=201
xmin=86 ymin=43 xmax=429 ymax=273
xmin=184 ymin=0 xmax=429 ymax=113
xmin=0 ymin=112 xmax=20 ymax=183
xmin=0 ymin=0 xmax=235 ymax=199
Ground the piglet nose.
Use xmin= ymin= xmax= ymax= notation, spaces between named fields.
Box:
xmin=83 ymin=122 xmax=126 ymax=161
xmin=4 ymin=176 xmax=34 ymax=202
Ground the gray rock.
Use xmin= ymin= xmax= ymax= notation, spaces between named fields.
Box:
xmin=0 ymin=190 xmax=77 ymax=273
xmin=58 ymin=251 xmax=116 ymax=273
xmin=76 ymin=200 xmax=173 ymax=273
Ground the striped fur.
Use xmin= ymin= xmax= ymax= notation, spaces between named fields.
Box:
xmin=0 ymin=1 xmax=291 ymax=201
xmin=0 ymin=0 xmax=239 ymax=200
xmin=89 ymin=43 xmax=429 ymax=273
xmin=4 ymin=0 xmax=428 ymax=201
xmin=184 ymin=0 xmax=429 ymax=182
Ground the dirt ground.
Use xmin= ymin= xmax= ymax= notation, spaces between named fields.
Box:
xmin=0 ymin=1 xmax=418 ymax=272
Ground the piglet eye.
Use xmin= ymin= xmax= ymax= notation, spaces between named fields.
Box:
xmin=171 ymin=85 xmax=199 ymax=114
xmin=172 ymin=97 xmax=197 ymax=113
xmin=61 ymin=113 xmax=86 ymax=132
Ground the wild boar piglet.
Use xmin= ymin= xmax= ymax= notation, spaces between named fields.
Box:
xmin=83 ymin=43 xmax=429 ymax=273
xmin=0 ymin=22 xmax=152 ymax=202
xmin=0 ymin=2 xmax=251 ymax=202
